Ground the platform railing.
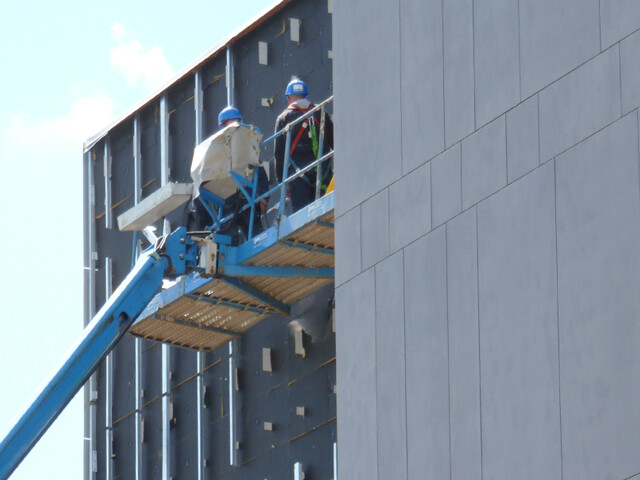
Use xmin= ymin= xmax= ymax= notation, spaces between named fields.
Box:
xmin=198 ymin=96 xmax=334 ymax=241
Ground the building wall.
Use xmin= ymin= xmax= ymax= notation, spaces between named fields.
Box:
xmin=83 ymin=1 xmax=336 ymax=479
xmin=334 ymin=1 xmax=640 ymax=479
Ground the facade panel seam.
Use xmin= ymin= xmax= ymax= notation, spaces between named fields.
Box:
xmin=475 ymin=41 xmax=622 ymax=135
xmin=398 ymin=0 xmax=404 ymax=174
xmin=359 ymin=203 xmax=363 ymax=280
xmin=475 ymin=206 xmax=483 ymax=480
xmin=543 ymin=108 xmax=631 ymax=165
xmin=504 ymin=112 xmax=509 ymax=183
xmin=373 ymin=266 xmax=380 ymax=480
xmin=637 ymin=109 xmax=640 ymax=204
xmin=441 ymin=0 xmax=447 ymax=148
xmin=553 ymin=158 xmax=564 ymax=480
xmin=445 ymin=225 xmax=453 ymax=480
xmin=472 ymin=0 xmax=477 ymax=130
xmin=517 ymin=0 xmax=522 ymax=101
xmin=449 ymin=107 xmax=631 ymax=227
xmin=401 ymin=248 xmax=410 ymax=480
xmin=430 ymin=161 xmax=434 ymax=232
xmin=598 ymin=0 xmax=602 ymax=51
xmin=619 ymin=43 xmax=624 ymax=116
xmin=537 ymin=94 xmax=541 ymax=165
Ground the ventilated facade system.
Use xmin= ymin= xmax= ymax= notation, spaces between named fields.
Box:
xmin=82 ymin=1 xmax=335 ymax=478
xmin=334 ymin=1 xmax=640 ymax=479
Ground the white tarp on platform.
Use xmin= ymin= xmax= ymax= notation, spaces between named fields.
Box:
xmin=191 ymin=123 xmax=263 ymax=200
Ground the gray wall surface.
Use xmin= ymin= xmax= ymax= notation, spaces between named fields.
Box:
xmin=333 ymin=1 xmax=640 ymax=479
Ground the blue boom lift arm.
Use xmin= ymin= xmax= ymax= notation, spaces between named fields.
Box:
xmin=0 ymin=227 xmax=199 ymax=480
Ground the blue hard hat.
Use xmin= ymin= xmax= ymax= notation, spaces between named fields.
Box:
xmin=218 ymin=106 xmax=243 ymax=128
xmin=285 ymin=78 xmax=308 ymax=98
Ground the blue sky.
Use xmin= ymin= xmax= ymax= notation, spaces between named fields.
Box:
xmin=0 ymin=1 xmax=274 ymax=477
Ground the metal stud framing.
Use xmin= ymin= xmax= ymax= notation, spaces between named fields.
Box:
xmin=160 ymin=95 xmax=170 ymax=187
xmin=229 ymin=340 xmax=238 ymax=466
xmin=194 ymin=69 xmax=206 ymax=480
xmin=162 ymin=344 xmax=171 ymax=480
xmin=133 ymin=114 xmax=143 ymax=480
xmin=104 ymin=139 xmax=112 ymax=230
xmin=133 ymin=115 xmax=142 ymax=205
xmin=161 ymin=99 xmax=171 ymax=479
xmin=225 ymin=43 xmax=240 ymax=468
xmin=226 ymin=46 xmax=235 ymax=106
xmin=104 ymin=257 xmax=113 ymax=479
xmin=84 ymin=150 xmax=98 ymax=480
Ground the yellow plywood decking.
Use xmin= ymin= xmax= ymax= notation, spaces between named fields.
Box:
xmin=129 ymin=204 xmax=335 ymax=351
xmin=240 ymin=211 xmax=334 ymax=304
xmin=130 ymin=278 xmax=277 ymax=351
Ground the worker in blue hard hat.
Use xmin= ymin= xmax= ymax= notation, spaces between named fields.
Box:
xmin=218 ymin=105 xmax=269 ymax=241
xmin=274 ymin=77 xmax=333 ymax=212
xmin=218 ymin=106 xmax=243 ymax=128
xmin=191 ymin=106 xmax=269 ymax=242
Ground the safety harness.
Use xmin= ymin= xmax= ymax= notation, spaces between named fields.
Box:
xmin=288 ymin=103 xmax=319 ymax=158
xmin=286 ymin=103 xmax=330 ymax=190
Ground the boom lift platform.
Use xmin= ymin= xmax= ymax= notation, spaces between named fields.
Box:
xmin=0 ymin=98 xmax=334 ymax=478
xmin=130 ymin=192 xmax=334 ymax=351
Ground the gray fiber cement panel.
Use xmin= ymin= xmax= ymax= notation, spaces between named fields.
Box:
xmin=443 ymin=0 xmax=475 ymax=147
xmin=506 ymin=95 xmax=540 ymax=183
xmin=332 ymin=0 xmax=402 ymax=216
xmin=474 ymin=0 xmax=520 ymax=127
xmin=461 ymin=116 xmax=507 ymax=210
xmin=375 ymin=252 xmax=407 ymax=480
xmin=620 ymin=30 xmax=640 ymax=115
xmin=335 ymin=206 xmax=361 ymax=286
xmin=400 ymin=0 xmax=444 ymax=173
xmin=431 ymin=144 xmax=462 ymax=228
xmin=335 ymin=269 xmax=378 ymax=480
xmin=539 ymin=46 xmax=621 ymax=162
xmin=361 ymin=189 xmax=390 ymax=270
xmin=519 ymin=0 xmax=599 ymax=98
xmin=389 ymin=162 xmax=431 ymax=253
xmin=477 ymin=162 xmax=562 ymax=479
xmin=403 ymin=227 xmax=450 ymax=480
xmin=600 ymin=0 xmax=640 ymax=49
xmin=556 ymin=113 xmax=640 ymax=480
xmin=446 ymin=208 xmax=481 ymax=480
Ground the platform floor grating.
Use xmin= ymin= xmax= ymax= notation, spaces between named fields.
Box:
xmin=129 ymin=196 xmax=334 ymax=351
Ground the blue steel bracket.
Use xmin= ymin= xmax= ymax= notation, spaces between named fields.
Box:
xmin=153 ymin=226 xmax=199 ymax=276
xmin=0 ymin=227 xmax=199 ymax=479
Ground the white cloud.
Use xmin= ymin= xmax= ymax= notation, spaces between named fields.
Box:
xmin=4 ymin=92 xmax=113 ymax=148
xmin=109 ymin=22 xmax=175 ymax=91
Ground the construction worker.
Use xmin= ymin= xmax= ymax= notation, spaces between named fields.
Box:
xmin=189 ymin=106 xmax=269 ymax=241
xmin=274 ymin=78 xmax=333 ymax=212
xmin=216 ymin=106 xmax=269 ymax=241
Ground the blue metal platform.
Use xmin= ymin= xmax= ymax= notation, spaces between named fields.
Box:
xmin=130 ymin=192 xmax=334 ymax=351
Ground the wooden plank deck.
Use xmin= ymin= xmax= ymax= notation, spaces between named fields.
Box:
xmin=129 ymin=204 xmax=334 ymax=351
